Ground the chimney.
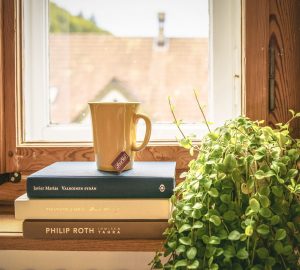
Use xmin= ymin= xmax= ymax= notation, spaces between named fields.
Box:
xmin=157 ymin=12 xmax=166 ymax=47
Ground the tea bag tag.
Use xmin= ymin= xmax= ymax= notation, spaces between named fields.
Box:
xmin=111 ymin=151 xmax=130 ymax=172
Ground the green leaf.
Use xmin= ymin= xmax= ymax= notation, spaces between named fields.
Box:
xmin=223 ymin=210 xmax=236 ymax=221
xmin=232 ymin=169 xmax=242 ymax=182
xmin=254 ymin=152 xmax=265 ymax=161
xmin=275 ymin=229 xmax=286 ymax=241
xmin=236 ymin=248 xmax=249 ymax=260
xmin=274 ymin=241 xmax=283 ymax=254
xmin=192 ymin=202 xmax=203 ymax=209
xmin=186 ymin=247 xmax=197 ymax=260
xmin=179 ymin=237 xmax=192 ymax=246
xmin=265 ymin=256 xmax=276 ymax=267
xmin=223 ymin=245 xmax=235 ymax=258
xmin=232 ymin=264 xmax=243 ymax=270
xmin=259 ymin=208 xmax=272 ymax=218
xmin=209 ymin=215 xmax=221 ymax=226
xmin=179 ymin=224 xmax=192 ymax=233
xmin=287 ymin=169 xmax=298 ymax=179
xmin=209 ymin=236 xmax=221 ymax=245
xmin=202 ymin=235 xmax=210 ymax=244
xmin=228 ymin=230 xmax=241 ymax=241
xmin=193 ymin=221 xmax=204 ymax=229
xmin=245 ymin=225 xmax=253 ymax=236
xmin=180 ymin=138 xmax=192 ymax=149
xmin=175 ymin=245 xmax=186 ymax=253
xmin=287 ymin=222 xmax=295 ymax=232
xmin=282 ymin=245 xmax=293 ymax=256
xmin=208 ymin=132 xmax=219 ymax=140
xmin=208 ymin=188 xmax=219 ymax=198
xmin=259 ymin=186 xmax=270 ymax=196
xmin=240 ymin=234 xmax=247 ymax=241
xmin=191 ymin=209 xmax=202 ymax=219
xmin=256 ymin=224 xmax=270 ymax=235
xmin=271 ymin=186 xmax=283 ymax=197
xmin=270 ymin=215 xmax=280 ymax=225
xmin=217 ymin=229 xmax=228 ymax=239
xmin=215 ymin=248 xmax=224 ymax=257
xmin=187 ymin=260 xmax=199 ymax=269
xmin=223 ymin=154 xmax=237 ymax=172
xmin=210 ymin=264 xmax=219 ymax=270
xmin=175 ymin=259 xmax=188 ymax=268
xmin=256 ymin=247 xmax=269 ymax=259
xmin=249 ymin=198 xmax=260 ymax=212
xmin=259 ymin=195 xmax=270 ymax=208
xmin=220 ymin=194 xmax=231 ymax=204
xmin=167 ymin=241 xmax=177 ymax=249
xmin=255 ymin=170 xmax=266 ymax=180
xmin=264 ymin=170 xmax=276 ymax=178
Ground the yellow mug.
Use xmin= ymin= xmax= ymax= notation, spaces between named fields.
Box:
xmin=89 ymin=102 xmax=151 ymax=172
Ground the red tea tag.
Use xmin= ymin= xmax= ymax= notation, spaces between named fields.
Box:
xmin=111 ymin=151 xmax=130 ymax=172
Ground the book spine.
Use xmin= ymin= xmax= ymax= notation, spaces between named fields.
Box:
xmin=23 ymin=220 xmax=168 ymax=239
xmin=15 ymin=198 xmax=171 ymax=220
xmin=27 ymin=177 xmax=174 ymax=198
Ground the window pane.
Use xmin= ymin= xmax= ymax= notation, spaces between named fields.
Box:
xmin=49 ymin=0 xmax=209 ymax=125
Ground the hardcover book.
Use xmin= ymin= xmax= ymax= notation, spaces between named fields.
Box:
xmin=26 ymin=161 xmax=176 ymax=198
xmin=15 ymin=194 xmax=171 ymax=220
xmin=23 ymin=219 xmax=168 ymax=240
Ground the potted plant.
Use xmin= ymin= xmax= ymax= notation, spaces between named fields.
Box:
xmin=151 ymin=93 xmax=300 ymax=269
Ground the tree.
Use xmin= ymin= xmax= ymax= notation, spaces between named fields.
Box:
xmin=49 ymin=2 xmax=110 ymax=34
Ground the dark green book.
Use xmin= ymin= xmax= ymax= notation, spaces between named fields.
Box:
xmin=27 ymin=161 xmax=176 ymax=198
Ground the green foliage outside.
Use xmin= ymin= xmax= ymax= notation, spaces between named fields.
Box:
xmin=151 ymin=96 xmax=300 ymax=269
xmin=49 ymin=2 xmax=110 ymax=34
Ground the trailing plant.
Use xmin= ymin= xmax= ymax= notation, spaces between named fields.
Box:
xmin=150 ymin=94 xmax=300 ymax=270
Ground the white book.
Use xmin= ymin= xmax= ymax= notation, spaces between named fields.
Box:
xmin=15 ymin=194 xmax=171 ymax=220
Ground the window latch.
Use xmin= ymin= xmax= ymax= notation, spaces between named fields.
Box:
xmin=0 ymin=172 xmax=21 ymax=185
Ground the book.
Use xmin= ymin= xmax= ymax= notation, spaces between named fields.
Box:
xmin=23 ymin=219 xmax=168 ymax=239
xmin=15 ymin=194 xmax=171 ymax=220
xmin=26 ymin=161 xmax=176 ymax=198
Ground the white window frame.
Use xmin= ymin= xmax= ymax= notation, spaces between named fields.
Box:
xmin=23 ymin=0 xmax=241 ymax=143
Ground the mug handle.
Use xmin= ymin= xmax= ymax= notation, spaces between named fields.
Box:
xmin=131 ymin=113 xmax=152 ymax=152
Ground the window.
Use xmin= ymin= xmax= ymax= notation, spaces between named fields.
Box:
xmin=23 ymin=0 xmax=241 ymax=143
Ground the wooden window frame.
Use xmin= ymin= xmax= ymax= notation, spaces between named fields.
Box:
xmin=2 ymin=0 xmax=297 ymax=204
xmin=22 ymin=0 xmax=241 ymax=143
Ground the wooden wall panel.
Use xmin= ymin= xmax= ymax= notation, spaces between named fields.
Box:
xmin=268 ymin=0 xmax=300 ymax=137
xmin=244 ymin=0 xmax=300 ymax=137
xmin=0 ymin=0 xmax=5 ymax=174
xmin=244 ymin=0 xmax=269 ymax=122
xmin=3 ymin=0 xmax=17 ymax=172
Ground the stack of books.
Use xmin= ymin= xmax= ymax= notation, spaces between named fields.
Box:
xmin=15 ymin=161 xmax=176 ymax=240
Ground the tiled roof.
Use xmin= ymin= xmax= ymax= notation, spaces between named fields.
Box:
xmin=49 ymin=34 xmax=208 ymax=124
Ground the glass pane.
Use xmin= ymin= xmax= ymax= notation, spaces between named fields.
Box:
xmin=49 ymin=0 xmax=209 ymax=125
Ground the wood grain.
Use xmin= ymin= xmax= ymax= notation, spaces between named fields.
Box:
xmin=268 ymin=0 xmax=300 ymax=137
xmin=0 ymin=0 xmax=5 ymax=173
xmin=3 ymin=0 xmax=18 ymax=172
xmin=0 ymin=233 xmax=164 ymax=251
xmin=244 ymin=0 xmax=270 ymax=122
xmin=8 ymin=145 xmax=192 ymax=174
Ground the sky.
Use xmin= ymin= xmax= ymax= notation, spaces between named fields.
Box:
xmin=51 ymin=0 xmax=209 ymax=37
